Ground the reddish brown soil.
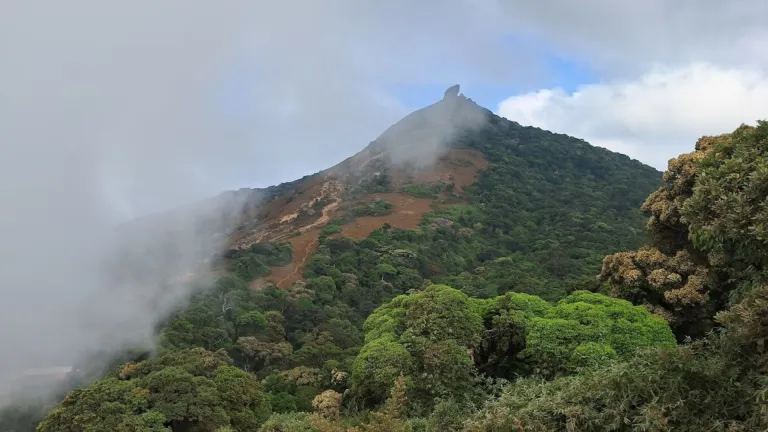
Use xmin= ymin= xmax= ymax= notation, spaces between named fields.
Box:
xmin=337 ymin=149 xmax=488 ymax=240
xmin=229 ymin=174 xmax=330 ymax=249
xmin=236 ymin=148 xmax=488 ymax=290
xmin=249 ymin=226 xmax=322 ymax=289
xmin=337 ymin=193 xmax=435 ymax=240
xmin=389 ymin=148 xmax=488 ymax=192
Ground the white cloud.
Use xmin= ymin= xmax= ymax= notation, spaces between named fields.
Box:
xmin=0 ymin=0 xmax=525 ymax=405
xmin=497 ymin=0 xmax=768 ymax=77
xmin=498 ymin=63 xmax=768 ymax=169
xmin=1 ymin=0 xmax=767 ymax=406
xmin=493 ymin=1 xmax=768 ymax=171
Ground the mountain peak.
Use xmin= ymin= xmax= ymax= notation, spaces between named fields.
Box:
xmin=130 ymin=88 xmax=659 ymax=291
xmin=443 ymin=84 xmax=461 ymax=100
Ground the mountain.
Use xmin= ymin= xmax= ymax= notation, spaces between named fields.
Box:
xmin=17 ymin=86 xmax=680 ymax=432
xmin=214 ymin=86 xmax=660 ymax=300
xmin=21 ymin=91 xmax=768 ymax=431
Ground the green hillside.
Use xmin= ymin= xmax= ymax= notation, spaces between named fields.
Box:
xmin=15 ymin=93 xmax=741 ymax=432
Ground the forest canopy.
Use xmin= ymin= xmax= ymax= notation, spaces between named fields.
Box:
xmin=6 ymin=103 xmax=768 ymax=431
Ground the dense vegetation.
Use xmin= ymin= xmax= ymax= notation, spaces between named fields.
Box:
xmin=345 ymin=199 xmax=393 ymax=218
xmin=400 ymin=183 xmax=444 ymax=198
xmin=38 ymin=349 xmax=270 ymax=432
xmin=222 ymin=242 xmax=293 ymax=282
xmin=456 ymin=108 xmax=660 ymax=291
xmin=6 ymin=96 xmax=767 ymax=431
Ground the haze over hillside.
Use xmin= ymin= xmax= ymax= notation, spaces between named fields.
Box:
xmin=0 ymin=83 xmax=662 ymax=415
xmin=1 ymin=2 xmax=767 ymax=430
xmin=29 ymin=79 xmax=768 ymax=432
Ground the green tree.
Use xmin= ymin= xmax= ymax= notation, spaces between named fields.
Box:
xmin=521 ymin=291 xmax=675 ymax=377
xmin=37 ymin=349 xmax=270 ymax=432
xmin=351 ymin=285 xmax=484 ymax=406
xmin=466 ymin=285 xmax=768 ymax=432
xmin=601 ymin=121 xmax=768 ymax=339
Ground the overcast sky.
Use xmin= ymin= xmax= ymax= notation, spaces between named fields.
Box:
xmin=0 ymin=0 xmax=767 ymax=404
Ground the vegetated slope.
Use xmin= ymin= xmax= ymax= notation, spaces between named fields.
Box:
xmin=219 ymin=87 xmax=660 ymax=298
xmin=24 ymin=117 xmax=768 ymax=432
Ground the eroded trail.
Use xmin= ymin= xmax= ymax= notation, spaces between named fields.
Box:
xmin=273 ymin=181 xmax=342 ymax=287
xmin=275 ymin=234 xmax=318 ymax=288
xmin=244 ymin=179 xmax=343 ymax=289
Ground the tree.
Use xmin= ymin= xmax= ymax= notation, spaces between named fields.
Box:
xmin=520 ymin=291 xmax=676 ymax=377
xmin=37 ymin=349 xmax=271 ymax=432
xmin=352 ymin=285 xmax=675 ymax=407
xmin=375 ymin=263 xmax=397 ymax=282
xmin=37 ymin=379 xmax=169 ymax=432
xmin=600 ymin=121 xmax=768 ymax=339
xmin=465 ymin=285 xmax=768 ymax=432
xmin=351 ymin=285 xmax=484 ymax=406
xmin=236 ymin=336 xmax=293 ymax=372
xmin=682 ymin=121 xmax=768 ymax=280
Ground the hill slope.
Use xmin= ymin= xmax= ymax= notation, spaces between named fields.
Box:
xmin=218 ymin=87 xmax=660 ymax=299
xmin=23 ymin=100 xmax=768 ymax=432
xmin=14 ymin=86 xmax=672 ymax=432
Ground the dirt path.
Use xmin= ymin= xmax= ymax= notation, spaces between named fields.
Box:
xmin=248 ymin=179 xmax=344 ymax=289
xmin=275 ymin=233 xmax=319 ymax=287
xmin=272 ymin=181 xmax=343 ymax=287
xmin=238 ymin=149 xmax=489 ymax=290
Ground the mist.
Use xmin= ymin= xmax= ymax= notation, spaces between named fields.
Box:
xmin=0 ymin=0 xmax=532 ymax=408
xmin=378 ymin=89 xmax=490 ymax=169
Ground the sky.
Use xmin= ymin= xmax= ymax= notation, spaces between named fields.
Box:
xmin=1 ymin=0 xmax=768 ymax=405
xmin=4 ymin=1 xmax=768 ymax=219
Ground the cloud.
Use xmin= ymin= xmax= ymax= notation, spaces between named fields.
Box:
xmin=496 ymin=0 xmax=768 ymax=77
xmin=498 ymin=63 xmax=768 ymax=169
xmin=0 ymin=0 xmax=528 ymax=407
xmin=493 ymin=1 xmax=768 ymax=171
xmin=2 ymin=0 xmax=766 ymax=408
xmin=0 ymin=0 xmax=528 ymax=219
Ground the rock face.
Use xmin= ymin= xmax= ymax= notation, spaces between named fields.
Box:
xmin=444 ymin=84 xmax=460 ymax=99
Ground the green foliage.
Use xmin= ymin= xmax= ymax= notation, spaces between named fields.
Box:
xmin=602 ymin=121 xmax=768 ymax=339
xmin=426 ymin=399 xmax=469 ymax=432
xmin=321 ymin=223 xmax=342 ymax=236
xmin=350 ymin=170 xmax=393 ymax=197
xmin=352 ymin=285 xmax=674 ymax=410
xmin=260 ymin=412 xmax=318 ymax=431
xmin=456 ymin=116 xmax=657 ymax=280
xmin=521 ymin=291 xmax=675 ymax=377
xmin=160 ymin=275 xmax=272 ymax=351
xmin=222 ymin=242 xmax=292 ymax=281
xmin=352 ymin=285 xmax=483 ymax=406
xmin=37 ymin=349 xmax=270 ymax=432
xmin=37 ymin=378 xmax=168 ymax=432
xmin=352 ymin=285 xmax=676 ymax=410
xmin=321 ymin=218 xmax=347 ymax=237
xmin=466 ymin=285 xmax=768 ymax=432
xmin=401 ymin=183 xmax=443 ymax=198
xmin=347 ymin=198 xmax=394 ymax=218
xmin=683 ymin=121 xmax=768 ymax=276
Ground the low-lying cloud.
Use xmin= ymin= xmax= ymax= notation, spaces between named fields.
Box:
xmin=4 ymin=0 xmax=766 ymax=409
xmin=0 ymin=0 xmax=522 ymax=407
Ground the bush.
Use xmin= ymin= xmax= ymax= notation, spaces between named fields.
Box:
xmin=401 ymin=183 xmax=444 ymax=198
xmin=348 ymin=199 xmax=394 ymax=217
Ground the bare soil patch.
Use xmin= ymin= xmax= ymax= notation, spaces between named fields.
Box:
xmin=235 ymin=149 xmax=488 ymax=289
xmin=338 ymin=193 xmax=434 ymax=240
xmin=388 ymin=148 xmax=488 ymax=192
